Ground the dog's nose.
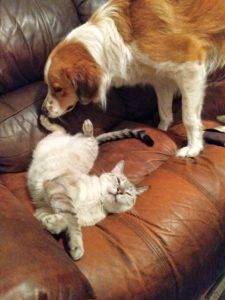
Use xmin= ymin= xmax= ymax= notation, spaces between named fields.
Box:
xmin=41 ymin=104 xmax=48 ymax=115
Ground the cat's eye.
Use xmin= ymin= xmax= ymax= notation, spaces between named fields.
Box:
xmin=116 ymin=177 xmax=121 ymax=185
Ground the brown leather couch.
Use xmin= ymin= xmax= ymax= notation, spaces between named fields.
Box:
xmin=1 ymin=1 xmax=225 ymax=299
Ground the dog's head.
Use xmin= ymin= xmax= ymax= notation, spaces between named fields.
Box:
xmin=43 ymin=42 xmax=102 ymax=118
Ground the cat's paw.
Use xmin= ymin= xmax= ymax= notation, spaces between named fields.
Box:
xmin=82 ymin=119 xmax=93 ymax=137
xmin=41 ymin=214 xmax=66 ymax=234
xmin=70 ymin=245 xmax=84 ymax=260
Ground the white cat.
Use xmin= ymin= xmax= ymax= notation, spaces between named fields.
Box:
xmin=35 ymin=160 xmax=148 ymax=260
xmin=28 ymin=116 xmax=151 ymax=260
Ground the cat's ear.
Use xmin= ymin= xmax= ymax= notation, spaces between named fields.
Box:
xmin=136 ymin=186 xmax=149 ymax=195
xmin=111 ymin=160 xmax=125 ymax=174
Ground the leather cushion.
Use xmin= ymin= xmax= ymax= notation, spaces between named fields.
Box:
xmin=1 ymin=121 xmax=225 ymax=299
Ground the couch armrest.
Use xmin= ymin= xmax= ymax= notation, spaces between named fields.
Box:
xmin=0 ymin=181 xmax=94 ymax=299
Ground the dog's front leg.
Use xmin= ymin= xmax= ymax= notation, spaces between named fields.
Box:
xmin=175 ymin=63 xmax=206 ymax=158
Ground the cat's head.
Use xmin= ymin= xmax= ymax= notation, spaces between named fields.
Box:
xmin=101 ymin=160 xmax=148 ymax=213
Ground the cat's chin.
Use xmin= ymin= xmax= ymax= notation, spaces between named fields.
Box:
xmin=104 ymin=199 xmax=133 ymax=214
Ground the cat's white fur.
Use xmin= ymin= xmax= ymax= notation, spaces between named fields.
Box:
xmin=27 ymin=118 xmax=98 ymax=206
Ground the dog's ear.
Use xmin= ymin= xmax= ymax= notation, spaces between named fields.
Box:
xmin=76 ymin=63 xmax=100 ymax=101
xmin=66 ymin=61 xmax=102 ymax=103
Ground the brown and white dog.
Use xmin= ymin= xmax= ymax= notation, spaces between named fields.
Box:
xmin=43 ymin=0 xmax=225 ymax=157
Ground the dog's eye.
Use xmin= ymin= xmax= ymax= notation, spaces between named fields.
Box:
xmin=53 ymin=86 xmax=63 ymax=93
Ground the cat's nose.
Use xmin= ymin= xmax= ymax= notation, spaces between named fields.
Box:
xmin=117 ymin=187 xmax=124 ymax=194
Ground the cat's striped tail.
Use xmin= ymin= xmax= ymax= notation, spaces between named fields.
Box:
xmin=96 ymin=129 xmax=154 ymax=146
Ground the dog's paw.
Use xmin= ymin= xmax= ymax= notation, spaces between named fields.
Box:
xmin=82 ymin=119 xmax=93 ymax=137
xmin=158 ymin=120 xmax=171 ymax=131
xmin=176 ymin=145 xmax=203 ymax=158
